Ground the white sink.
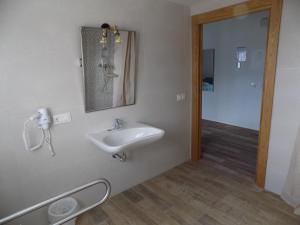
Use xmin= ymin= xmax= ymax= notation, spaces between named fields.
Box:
xmin=87 ymin=123 xmax=165 ymax=154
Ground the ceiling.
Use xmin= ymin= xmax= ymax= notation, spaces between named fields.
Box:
xmin=166 ymin=0 xmax=245 ymax=7
xmin=165 ymin=0 xmax=202 ymax=6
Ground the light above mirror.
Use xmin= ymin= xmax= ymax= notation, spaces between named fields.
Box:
xmin=100 ymin=23 xmax=121 ymax=44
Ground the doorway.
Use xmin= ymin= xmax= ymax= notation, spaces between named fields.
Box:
xmin=191 ymin=0 xmax=283 ymax=188
xmin=201 ymin=10 xmax=269 ymax=178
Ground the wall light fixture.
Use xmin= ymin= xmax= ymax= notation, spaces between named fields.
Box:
xmin=236 ymin=47 xmax=247 ymax=69
xmin=100 ymin=23 xmax=121 ymax=44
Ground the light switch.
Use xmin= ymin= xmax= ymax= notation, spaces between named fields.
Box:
xmin=176 ymin=93 xmax=186 ymax=101
xmin=181 ymin=93 xmax=186 ymax=100
xmin=53 ymin=112 xmax=72 ymax=125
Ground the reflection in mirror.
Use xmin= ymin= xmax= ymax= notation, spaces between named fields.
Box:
xmin=202 ymin=49 xmax=215 ymax=92
xmin=81 ymin=27 xmax=136 ymax=112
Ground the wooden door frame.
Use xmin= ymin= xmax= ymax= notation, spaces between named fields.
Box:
xmin=191 ymin=0 xmax=283 ymax=188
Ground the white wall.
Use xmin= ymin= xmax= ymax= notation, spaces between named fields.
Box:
xmin=192 ymin=0 xmax=300 ymax=194
xmin=202 ymin=11 xmax=268 ymax=130
xmin=191 ymin=0 xmax=245 ymax=15
xmin=265 ymin=0 xmax=300 ymax=194
xmin=0 ymin=0 xmax=191 ymax=223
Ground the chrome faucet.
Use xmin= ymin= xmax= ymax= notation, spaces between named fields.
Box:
xmin=112 ymin=118 xmax=123 ymax=130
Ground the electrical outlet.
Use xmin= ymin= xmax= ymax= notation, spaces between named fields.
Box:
xmin=53 ymin=112 xmax=72 ymax=125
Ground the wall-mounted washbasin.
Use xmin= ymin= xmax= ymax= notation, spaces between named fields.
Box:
xmin=86 ymin=123 xmax=165 ymax=154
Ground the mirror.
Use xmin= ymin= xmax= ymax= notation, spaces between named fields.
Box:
xmin=81 ymin=27 xmax=136 ymax=112
xmin=202 ymin=49 xmax=215 ymax=92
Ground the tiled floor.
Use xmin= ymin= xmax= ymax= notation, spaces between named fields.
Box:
xmin=77 ymin=160 xmax=300 ymax=225
xmin=202 ymin=119 xmax=258 ymax=177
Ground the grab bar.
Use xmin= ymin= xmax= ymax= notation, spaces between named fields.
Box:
xmin=0 ymin=178 xmax=111 ymax=225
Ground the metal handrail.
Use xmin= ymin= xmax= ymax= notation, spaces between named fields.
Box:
xmin=0 ymin=178 xmax=111 ymax=225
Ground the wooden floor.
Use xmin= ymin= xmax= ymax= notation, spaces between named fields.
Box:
xmin=77 ymin=160 xmax=300 ymax=225
xmin=201 ymin=120 xmax=259 ymax=177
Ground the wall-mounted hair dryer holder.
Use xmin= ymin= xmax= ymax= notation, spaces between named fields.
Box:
xmin=23 ymin=108 xmax=55 ymax=156
xmin=36 ymin=108 xmax=52 ymax=129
